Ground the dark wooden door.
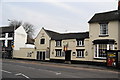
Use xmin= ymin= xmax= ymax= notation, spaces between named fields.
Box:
xmin=65 ymin=50 xmax=71 ymax=61
xmin=42 ymin=52 xmax=45 ymax=60
xmin=37 ymin=51 xmax=40 ymax=60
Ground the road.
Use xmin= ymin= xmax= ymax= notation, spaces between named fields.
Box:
xmin=1 ymin=59 xmax=120 ymax=80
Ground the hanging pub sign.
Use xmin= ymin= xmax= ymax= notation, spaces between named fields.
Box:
xmin=106 ymin=50 xmax=120 ymax=68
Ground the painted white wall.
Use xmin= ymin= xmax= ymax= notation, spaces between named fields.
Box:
xmin=25 ymin=44 xmax=35 ymax=48
xmin=14 ymin=26 xmax=27 ymax=50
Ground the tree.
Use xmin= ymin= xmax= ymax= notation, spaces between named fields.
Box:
xmin=8 ymin=19 xmax=34 ymax=38
xmin=23 ymin=22 xmax=34 ymax=38
xmin=8 ymin=19 xmax=22 ymax=29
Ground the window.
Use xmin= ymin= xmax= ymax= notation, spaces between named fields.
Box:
xmin=8 ymin=33 xmax=13 ymax=37
xmin=0 ymin=33 xmax=5 ymax=38
xmin=100 ymin=24 xmax=108 ymax=35
xmin=40 ymin=39 xmax=45 ymax=44
xmin=8 ymin=40 xmax=12 ymax=47
xmin=77 ymin=40 xmax=84 ymax=46
xmin=76 ymin=50 xmax=84 ymax=58
xmin=2 ymin=40 xmax=5 ymax=47
xmin=56 ymin=40 xmax=61 ymax=47
xmin=94 ymin=44 xmax=114 ymax=59
xmin=56 ymin=49 xmax=62 ymax=57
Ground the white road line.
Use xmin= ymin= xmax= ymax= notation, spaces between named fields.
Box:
xmin=56 ymin=72 xmax=61 ymax=75
xmin=1 ymin=70 xmax=12 ymax=74
xmin=15 ymin=73 xmax=30 ymax=79
xmin=4 ymin=63 xmax=62 ymax=75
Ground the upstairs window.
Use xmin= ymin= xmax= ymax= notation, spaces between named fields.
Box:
xmin=77 ymin=40 xmax=84 ymax=46
xmin=40 ymin=39 xmax=45 ymax=44
xmin=8 ymin=33 xmax=13 ymax=37
xmin=56 ymin=40 xmax=61 ymax=47
xmin=100 ymin=24 xmax=108 ymax=35
xmin=0 ymin=33 xmax=5 ymax=38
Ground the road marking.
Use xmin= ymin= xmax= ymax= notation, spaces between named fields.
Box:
xmin=3 ymin=60 xmax=119 ymax=74
xmin=1 ymin=70 xmax=12 ymax=74
xmin=15 ymin=73 xmax=30 ymax=79
xmin=56 ymin=72 xmax=61 ymax=75
xmin=3 ymin=63 xmax=62 ymax=76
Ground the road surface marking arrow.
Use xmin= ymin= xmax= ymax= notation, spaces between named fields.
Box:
xmin=15 ymin=73 xmax=30 ymax=79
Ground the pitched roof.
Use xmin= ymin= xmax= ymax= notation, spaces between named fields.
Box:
xmin=26 ymin=35 xmax=35 ymax=44
xmin=88 ymin=10 xmax=120 ymax=23
xmin=0 ymin=26 xmax=19 ymax=33
xmin=44 ymin=29 xmax=89 ymax=40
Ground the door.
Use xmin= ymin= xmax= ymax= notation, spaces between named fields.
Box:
xmin=37 ymin=51 xmax=40 ymax=60
xmin=65 ymin=50 xmax=71 ymax=61
xmin=37 ymin=51 xmax=45 ymax=60
xmin=42 ymin=52 xmax=45 ymax=60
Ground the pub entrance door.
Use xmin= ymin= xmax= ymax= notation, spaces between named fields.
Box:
xmin=65 ymin=50 xmax=71 ymax=61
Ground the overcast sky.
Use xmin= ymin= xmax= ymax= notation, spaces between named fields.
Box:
xmin=0 ymin=0 xmax=118 ymax=37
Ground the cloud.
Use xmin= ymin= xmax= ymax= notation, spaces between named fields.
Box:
xmin=48 ymin=2 xmax=85 ymax=16
xmin=3 ymin=4 xmax=62 ymax=25
xmin=3 ymin=3 xmax=84 ymax=37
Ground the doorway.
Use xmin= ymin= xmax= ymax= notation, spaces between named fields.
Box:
xmin=65 ymin=50 xmax=71 ymax=61
xmin=37 ymin=51 xmax=45 ymax=60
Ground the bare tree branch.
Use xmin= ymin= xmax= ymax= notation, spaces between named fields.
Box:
xmin=8 ymin=20 xmax=35 ymax=39
xmin=9 ymin=20 xmax=22 ymax=29
xmin=23 ymin=22 xmax=35 ymax=38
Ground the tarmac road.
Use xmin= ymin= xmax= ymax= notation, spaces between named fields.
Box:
xmin=1 ymin=59 xmax=119 ymax=80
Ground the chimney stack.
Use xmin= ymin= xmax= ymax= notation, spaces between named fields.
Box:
xmin=118 ymin=0 xmax=120 ymax=10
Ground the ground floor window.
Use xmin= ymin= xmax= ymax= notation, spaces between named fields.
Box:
xmin=55 ymin=49 xmax=63 ymax=57
xmin=76 ymin=50 xmax=84 ymax=58
xmin=94 ymin=44 xmax=114 ymax=59
xmin=37 ymin=51 xmax=45 ymax=60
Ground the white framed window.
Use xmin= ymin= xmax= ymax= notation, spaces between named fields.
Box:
xmin=77 ymin=40 xmax=84 ymax=46
xmin=94 ymin=44 xmax=114 ymax=59
xmin=76 ymin=50 xmax=84 ymax=58
xmin=56 ymin=40 xmax=61 ymax=47
xmin=56 ymin=49 xmax=62 ymax=57
xmin=100 ymin=24 xmax=108 ymax=35
xmin=0 ymin=33 xmax=5 ymax=38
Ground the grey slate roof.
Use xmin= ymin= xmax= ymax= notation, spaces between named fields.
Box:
xmin=88 ymin=10 xmax=120 ymax=23
xmin=44 ymin=29 xmax=89 ymax=40
xmin=0 ymin=26 xmax=19 ymax=33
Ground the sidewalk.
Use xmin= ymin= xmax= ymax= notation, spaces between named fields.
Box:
xmin=37 ymin=61 xmax=119 ymax=71
xmin=2 ymin=58 xmax=120 ymax=72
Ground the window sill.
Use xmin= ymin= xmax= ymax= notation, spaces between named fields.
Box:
xmin=55 ymin=46 xmax=62 ymax=47
xmin=76 ymin=46 xmax=84 ymax=47
xmin=94 ymin=57 xmax=106 ymax=60
xmin=55 ymin=56 xmax=64 ymax=57
xmin=76 ymin=57 xmax=85 ymax=58
xmin=99 ymin=34 xmax=109 ymax=37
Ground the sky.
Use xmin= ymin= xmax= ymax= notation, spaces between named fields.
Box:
xmin=0 ymin=0 xmax=118 ymax=38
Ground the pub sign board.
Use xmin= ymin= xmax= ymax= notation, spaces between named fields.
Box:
xmin=106 ymin=50 xmax=120 ymax=68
